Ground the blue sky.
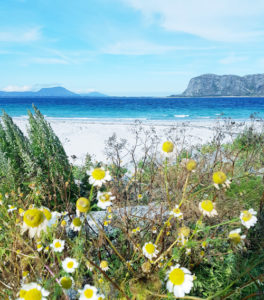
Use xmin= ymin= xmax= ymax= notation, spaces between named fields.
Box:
xmin=1 ymin=0 xmax=264 ymax=96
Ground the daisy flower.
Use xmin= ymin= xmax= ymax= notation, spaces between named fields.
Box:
xmin=7 ymin=205 xmax=17 ymax=212
xmin=21 ymin=208 xmax=48 ymax=238
xmin=62 ymin=257 xmax=79 ymax=273
xmin=228 ymin=228 xmax=246 ymax=244
xmin=132 ymin=226 xmax=140 ymax=234
xmin=100 ymin=260 xmax=109 ymax=271
xmin=87 ymin=167 xmax=111 ymax=187
xmin=76 ymin=197 xmax=90 ymax=214
xmin=199 ymin=200 xmax=218 ymax=217
xmin=97 ymin=191 xmax=115 ymax=209
xmin=70 ymin=217 xmax=82 ymax=231
xmin=41 ymin=207 xmax=61 ymax=227
xmin=137 ymin=194 xmax=143 ymax=200
xmin=60 ymin=276 xmax=74 ymax=290
xmin=98 ymin=294 xmax=105 ymax=300
xmin=17 ymin=282 xmax=49 ymax=300
xmin=142 ymin=242 xmax=159 ymax=260
xmin=78 ymin=284 xmax=98 ymax=300
xmin=240 ymin=209 xmax=257 ymax=229
xmin=166 ymin=264 xmax=194 ymax=298
xmin=185 ymin=159 xmax=197 ymax=172
xmin=170 ymin=205 xmax=183 ymax=218
xmin=36 ymin=243 xmax=43 ymax=252
xmin=212 ymin=171 xmax=231 ymax=189
xmin=162 ymin=141 xmax=174 ymax=154
xmin=50 ymin=239 xmax=65 ymax=252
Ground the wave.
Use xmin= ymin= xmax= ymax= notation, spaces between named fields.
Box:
xmin=174 ymin=114 xmax=190 ymax=118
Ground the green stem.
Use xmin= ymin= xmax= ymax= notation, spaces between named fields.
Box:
xmin=89 ymin=214 xmax=136 ymax=275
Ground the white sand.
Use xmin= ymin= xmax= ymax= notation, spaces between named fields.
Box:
xmin=13 ymin=118 xmax=252 ymax=165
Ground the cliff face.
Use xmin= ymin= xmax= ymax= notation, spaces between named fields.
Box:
xmin=182 ymin=74 xmax=264 ymax=96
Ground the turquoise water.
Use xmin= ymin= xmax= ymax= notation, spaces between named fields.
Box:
xmin=0 ymin=97 xmax=264 ymax=121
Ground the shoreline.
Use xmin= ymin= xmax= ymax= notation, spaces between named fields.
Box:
xmin=12 ymin=117 xmax=259 ymax=166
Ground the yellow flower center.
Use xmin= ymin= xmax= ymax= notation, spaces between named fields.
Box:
xmin=72 ymin=217 xmax=82 ymax=227
xmin=42 ymin=208 xmax=52 ymax=220
xmin=92 ymin=168 xmax=106 ymax=180
xmin=19 ymin=290 xmax=27 ymax=298
xmin=23 ymin=209 xmax=45 ymax=227
xmin=186 ymin=159 xmax=197 ymax=171
xmin=19 ymin=208 xmax=24 ymax=214
xmin=162 ymin=141 xmax=174 ymax=153
xmin=100 ymin=260 xmax=108 ymax=269
xmin=169 ymin=268 xmax=185 ymax=285
xmin=76 ymin=197 xmax=90 ymax=212
xmin=10 ymin=205 xmax=15 ymax=209
xmin=60 ymin=277 xmax=72 ymax=289
xmin=229 ymin=233 xmax=241 ymax=244
xmin=212 ymin=171 xmax=227 ymax=184
xmin=61 ymin=220 xmax=67 ymax=227
xmin=100 ymin=193 xmax=110 ymax=202
xmin=22 ymin=271 xmax=29 ymax=277
xmin=67 ymin=261 xmax=74 ymax=269
xmin=55 ymin=241 xmax=61 ymax=248
xmin=242 ymin=211 xmax=252 ymax=222
xmin=145 ymin=243 xmax=155 ymax=254
xmin=37 ymin=244 xmax=42 ymax=249
xmin=24 ymin=288 xmax=42 ymax=300
xmin=173 ymin=208 xmax=181 ymax=214
xmin=201 ymin=200 xmax=214 ymax=212
xmin=84 ymin=289 xmax=94 ymax=298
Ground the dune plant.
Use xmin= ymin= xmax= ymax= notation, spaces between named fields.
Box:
xmin=0 ymin=117 xmax=263 ymax=299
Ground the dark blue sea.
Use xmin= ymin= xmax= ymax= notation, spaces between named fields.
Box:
xmin=0 ymin=97 xmax=264 ymax=122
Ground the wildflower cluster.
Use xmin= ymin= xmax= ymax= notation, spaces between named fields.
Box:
xmin=1 ymin=117 xmax=263 ymax=299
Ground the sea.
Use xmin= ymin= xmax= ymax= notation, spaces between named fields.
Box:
xmin=0 ymin=97 xmax=264 ymax=123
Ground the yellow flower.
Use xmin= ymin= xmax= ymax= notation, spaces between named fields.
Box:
xmin=212 ymin=171 xmax=231 ymax=189
xmin=199 ymin=200 xmax=218 ymax=217
xmin=21 ymin=208 xmax=47 ymax=238
xmin=162 ymin=141 xmax=174 ymax=153
xmin=100 ymin=260 xmax=109 ymax=271
xmin=240 ymin=209 xmax=257 ymax=228
xmin=213 ymin=171 xmax=227 ymax=184
xmin=132 ymin=226 xmax=140 ymax=234
xmin=76 ymin=197 xmax=90 ymax=213
xmin=137 ymin=194 xmax=143 ymax=200
xmin=19 ymin=282 xmax=49 ymax=299
xmin=61 ymin=220 xmax=67 ymax=227
xmin=78 ymin=284 xmax=98 ymax=299
xmin=87 ymin=167 xmax=111 ymax=187
xmin=166 ymin=265 xmax=193 ymax=297
xmin=60 ymin=276 xmax=74 ymax=290
xmin=142 ymin=242 xmax=158 ymax=260
xmin=186 ymin=159 xmax=197 ymax=171
xmin=228 ymin=228 xmax=246 ymax=244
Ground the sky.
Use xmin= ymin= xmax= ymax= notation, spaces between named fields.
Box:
xmin=1 ymin=0 xmax=264 ymax=96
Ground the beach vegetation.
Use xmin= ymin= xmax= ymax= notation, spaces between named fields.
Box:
xmin=0 ymin=112 xmax=264 ymax=299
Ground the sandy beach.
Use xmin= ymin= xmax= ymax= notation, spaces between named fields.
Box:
xmin=12 ymin=118 xmax=254 ymax=166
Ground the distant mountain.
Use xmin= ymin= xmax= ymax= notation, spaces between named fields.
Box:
xmin=37 ymin=87 xmax=78 ymax=97
xmin=0 ymin=86 xmax=79 ymax=97
xmin=0 ymin=87 xmax=108 ymax=97
xmin=80 ymin=91 xmax=108 ymax=97
xmin=181 ymin=73 xmax=264 ymax=97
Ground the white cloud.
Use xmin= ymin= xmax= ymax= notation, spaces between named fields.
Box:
xmin=123 ymin=0 xmax=264 ymax=42
xmin=2 ymin=85 xmax=32 ymax=92
xmin=103 ymin=40 xmax=214 ymax=55
xmin=0 ymin=27 xmax=41 ymax=43
xmin=219 ymin=54 xmax=248 ymax=65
